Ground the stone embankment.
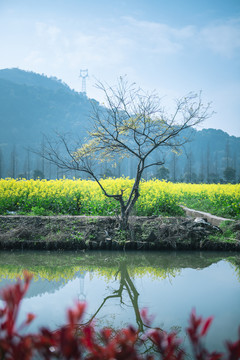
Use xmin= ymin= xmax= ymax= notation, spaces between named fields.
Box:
xmin=0 ymin=215 xmax=239 ymax=251
xmin=180 ymin=206 xmax=235 ymax=226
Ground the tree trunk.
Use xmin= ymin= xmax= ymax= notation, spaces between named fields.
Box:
xmin=120 ymin=207 xmax=129 ymax=230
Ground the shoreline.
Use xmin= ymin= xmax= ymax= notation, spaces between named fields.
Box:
xmin=0 ymin=215 xmax=239 ymax=251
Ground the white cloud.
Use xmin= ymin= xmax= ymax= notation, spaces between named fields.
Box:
xmin=122 ymin=16 xmax=240 ymax=58
xmin=19 ymin=16 xmax=197 ymax=79
xmin=36 ymin=22 xmax=61 ymax=43
xmin=24 ymin=50 xmax=45 ymax=66
xmin=18 ymin=15 xmax=239 ymax=100
xmin=200 ymin=18 xmax=240 ymax=57
xmin=53 ymin=16 xmax=197 ymax=72
xmin=122 ymin=17 xmax=196 ymax=54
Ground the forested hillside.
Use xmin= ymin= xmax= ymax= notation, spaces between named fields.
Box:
xmin=0 ymin=68 xmax=239 ymax=183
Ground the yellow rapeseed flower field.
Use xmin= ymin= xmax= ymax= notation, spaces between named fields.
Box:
xmin=0 ymin=178 xmax=239 ymax=218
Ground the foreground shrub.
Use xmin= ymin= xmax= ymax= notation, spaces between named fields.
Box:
xmin=0 ymin=272 xmax=240 ymax=359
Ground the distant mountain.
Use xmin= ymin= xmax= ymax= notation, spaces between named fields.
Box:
xmin=0 ymin=68 xmax=239 ymax=182
xmin=0 ymin=276 xmax=67 ymax=298
xmin=0 ymin=68 xmax=73 ymax=92
xmin=0 ymin=68 xmax=96 ymax=147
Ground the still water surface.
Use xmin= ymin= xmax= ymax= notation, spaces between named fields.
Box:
xmin=0 ymin=250 xmax=239 ymax=354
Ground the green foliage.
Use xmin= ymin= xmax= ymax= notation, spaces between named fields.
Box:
xmin=30 ymin=206 xmax=54 ymax=216
xmin=209 ymin=220 xmax=239 ymax=243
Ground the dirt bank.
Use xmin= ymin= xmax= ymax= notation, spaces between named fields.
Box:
xmin=0 ymin=215 xmax=239 ymax=251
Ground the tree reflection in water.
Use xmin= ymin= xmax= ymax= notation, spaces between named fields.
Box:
xmin=78 ymin=259 xmax=164 ymax=357
xmin=82 ymin=260 xmax=150 ymax=333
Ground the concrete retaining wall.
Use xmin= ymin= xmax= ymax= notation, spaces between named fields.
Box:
xmin=180 ymin=206 xmax=235 ymax=227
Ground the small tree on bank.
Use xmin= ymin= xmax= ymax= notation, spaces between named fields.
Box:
xmin=42 ymin=78 xmax=212 ymax=229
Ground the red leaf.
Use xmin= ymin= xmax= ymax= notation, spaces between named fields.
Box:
xmin=141 ymin=307 xmax=155 ymax=326
xmin=26 ymin=313 xmax=36 ymax=325
xmin=201 ymin=316 xmax=213 ymax=336
xmin=101 ymin=327 xmax=112 ymax=342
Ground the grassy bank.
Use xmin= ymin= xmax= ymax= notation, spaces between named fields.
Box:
xmin=0 ymin=178 xmax=239 ymax=219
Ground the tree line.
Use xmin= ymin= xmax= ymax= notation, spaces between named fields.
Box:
xmin=0 ymin=141 xmax=238 ymax=184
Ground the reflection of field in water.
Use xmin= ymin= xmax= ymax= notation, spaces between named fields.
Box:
xmin=0 ymin=250 xmax=239 ymax=354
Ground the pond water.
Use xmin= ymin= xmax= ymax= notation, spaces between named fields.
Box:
xmin=0 ymin=250 xmax=239 ymax=356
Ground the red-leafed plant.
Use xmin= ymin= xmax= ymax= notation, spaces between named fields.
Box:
xmin=0 ymin=272 xmax=240 ymax=360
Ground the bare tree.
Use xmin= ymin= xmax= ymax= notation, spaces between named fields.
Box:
xmin=41 ymin=78 xmax=212 ymax=229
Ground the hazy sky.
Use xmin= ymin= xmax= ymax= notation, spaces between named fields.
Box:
xmin=0 ymin=0 xmax=239 ymax=136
